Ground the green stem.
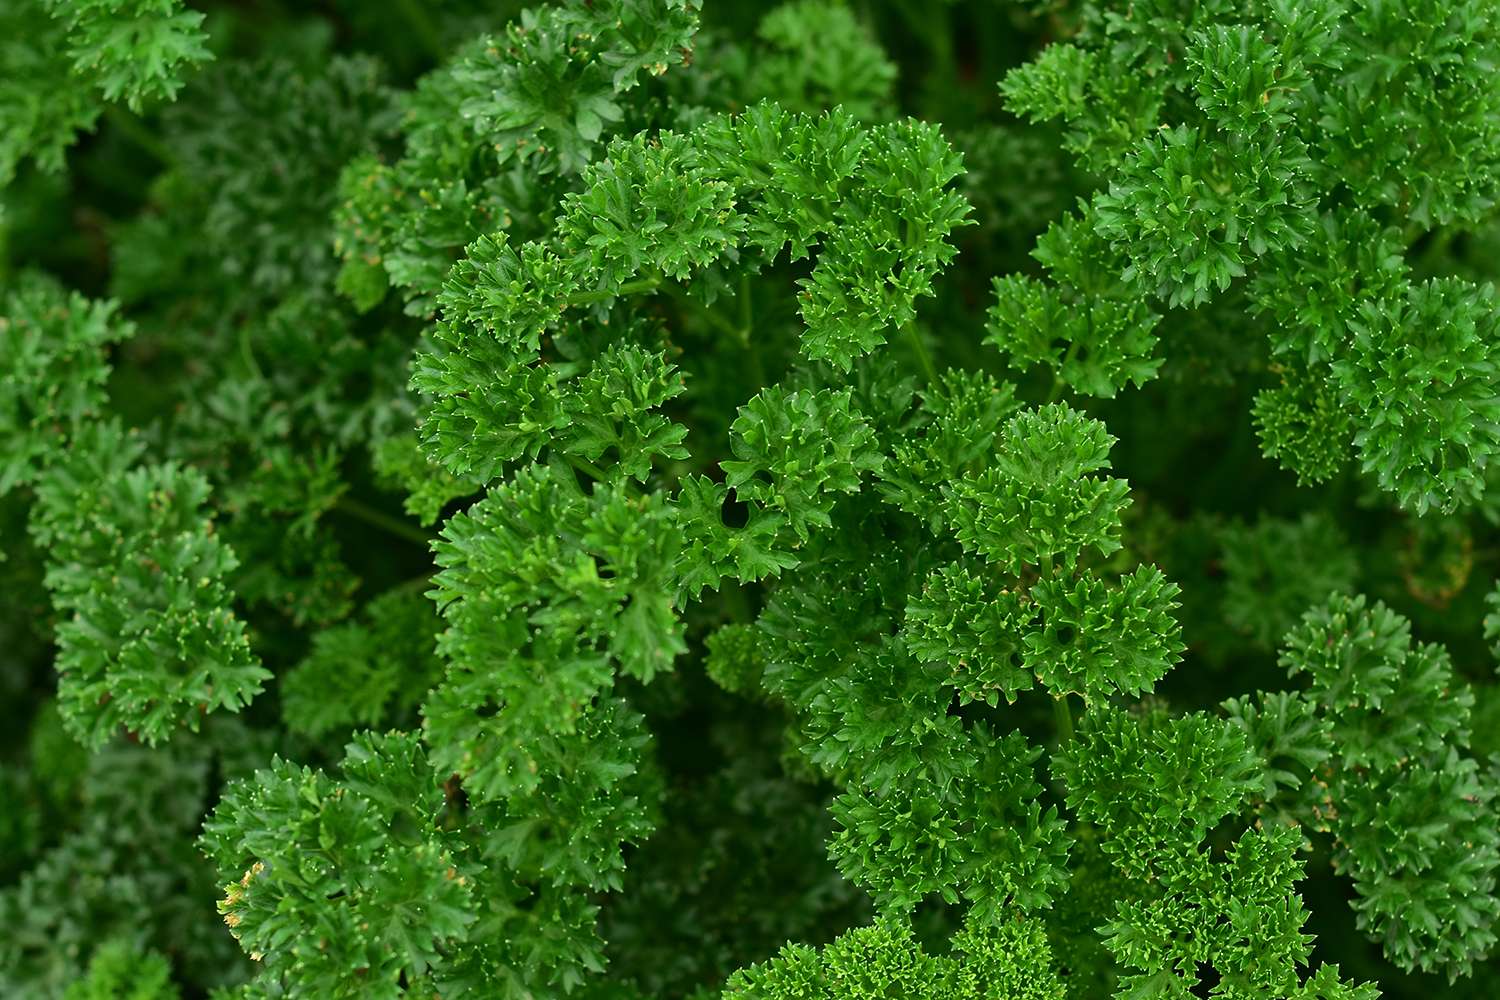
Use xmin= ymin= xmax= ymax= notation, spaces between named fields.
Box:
xmin=104 ymin=105 xmax=177 ymax=170
xmin=1053 ymin=693 xmax=1075 ymax=744
xmin=893 ymin=0 xmax=955 ymax=81
xmin=238 ymin=324 xmax=264 ymax=382
xmin=905 ymin=324 xmax=939 ymax=383
xmin=1412 ymin=226 xmax=1458 ymax=269
xmin=1045 ymin=376 xmax=1065 ymax=405
xmin=1047 ymin=321 xmax=1087 ymax=403
xmin=569 ymin=277 xmax=661 ymax=307
xmin=334 ymin=495 xmax=431 ymax=547
xmin=658 ymin=280 xmax=744 ymax=341
xmin=737 ymin=275 xmax=766 ymax=389
xmin=390 ymin=572 xmax=436 ymax=597
xmin=393 ymin=0 xmax=448 ymax=61
xmin=564 ymin=452 xmax=648 ymax=500
xmin=738 ymin=274 xmax=753 ymax=340
xmin=566 ymin=453 xmax=611 ymax=483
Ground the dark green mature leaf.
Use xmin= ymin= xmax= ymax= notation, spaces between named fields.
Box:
xmin=1279 ymin=593 xmax=1499 ymax=977
xmin=1220 ymin=512 xmax=1359 ymax=649
xmin=942 ymin=403 xmax=1130 ymax=574
xmin=829 ymin=726 xmax=1070 ymax=919
xmin=424 ymin=463 xmax=682 ymax=799
xmin=30 ymin=422 xmax=268 ymax=748
xmin=1333 ymin=278 xmax=1500 ymax=514
xmin=202 ymin=732 xmax=474 ymax=998
xmin=0 ymin=276 xmax=129 ymax=494
xmin=462 ymin=0 xmax=701 ymax=175
xmin=740 ymin=0 xmax=896 ymax=121
xmin=415 ymin=102 xmax=969 ymax=493
xmin=334 ymin=0 xmax=702 ymax=314
xmin=280 ymin=587 xmax=444 ymax=740
xmin=43 ymin=0 xmax=209 ymax=110
xmin=723 ymin=386 xmax=883 ymax=542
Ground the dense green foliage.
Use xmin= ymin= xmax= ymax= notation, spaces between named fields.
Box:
xmin=3 ymin=0 xmax=1500 ymax=997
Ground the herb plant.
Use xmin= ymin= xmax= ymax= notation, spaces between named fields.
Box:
xmin=3 ymin=1 xmax=1499 ymax=998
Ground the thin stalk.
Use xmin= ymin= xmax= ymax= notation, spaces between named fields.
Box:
xmin=1046 ymin=316 xmax=1087 ymax=403
xmin=566 ymin=453 xmax=611 ymax=483
xmin=334 ymin=495 xmax=431 ymax=547
xmin=393 ymin=0 xmax=448 ymax=62
xmin=893 ymin=0 xmax=956 ymax=82
xmin=658 ymin=280 xmax=743 ymax=341
xmin=1052 ymin=693 xmax=1075 ymax=744
xmin=238 ymin=324 xmax=264 ymax=382
xmin=389 ymin=572 xmax=437 ymax=597
xmin=569 ymin=277 xmax=662 ymax=307
xmin=738 ymin=274 xmax=753 ymax=341
xmin=738 ymin=275 xmax=766 ymax=389
xmin=104 ymin=105 xmax=177 ymax=170
xmin=905 ymin=324 xmax=939 ymax=383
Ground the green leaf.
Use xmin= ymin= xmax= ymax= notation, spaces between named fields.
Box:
xmin=723 ymin=386 xmax=883 ymax=542
xmin=1280 ymin=593 xmax=1471 ymax=770
xmin=280 ymin=587 xmax=445 ymax=740
xmin=670 ymin=475 xmax=798 ymax=595
xmin=829 ymin=726 xmax=1071 ymax=918
xmin=1094 ymin=124 xmax=1315 ymax=308
xmin=724 ymin=911 xmax=1066 ymax=1000
xmin=743 ymin=0 xmax=896 ymax=121
xmin=904 ymin=561 xmax=1034 ymax=706
xmin=562 ymin=343 xmax=689 ymax=482
xmin=1250 ymin=364 xmax=1354 ymax=487
xmin=1056 ymin=706 xmax=1261 ymax=876
xmin=0 ymin=275 xmax=131 ymax=494
xmin=30 ymin=421 xmax=268 ymax=748
xmin=1026 ymin=564 xmax=1184 ymax=703
xmin=63 ymin=939 xmax=180 ymax=1000
xmin=44 ymin=0 xmax=210 ymax=110
xmin=1219 ymin=512 xmax=1358 ymax=650
xmin=201 ymin=732 xmax=475 ymax=998
xmin=878 ymin=369 xmax=1019 ymax=527
xmin=424 ymin=463 xmax=682 ymax=799
xmin=942 ymin=403 xmax=1130 ymax=574
xmin=464 ymin=0 xmax=699 ymax=173
xmin=1332 ymin=278 xmax=1500 ymax=514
